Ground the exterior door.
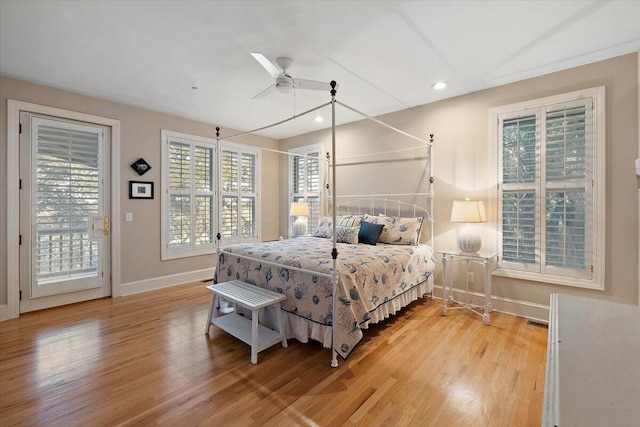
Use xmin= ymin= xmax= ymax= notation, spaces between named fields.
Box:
xmin=19 ymin=113 xmax=111 ymax=310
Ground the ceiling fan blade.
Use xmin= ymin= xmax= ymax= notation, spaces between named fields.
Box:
xmin=293 ymin=78 xmax=335 ymax=91
xmin=250 ymin=52 xmax=280 ymax=78
xmin=252 ymin=84 xmax=276 ymax=100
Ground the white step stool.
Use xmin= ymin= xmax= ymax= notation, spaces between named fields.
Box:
xmin=205 ymin=280 xmax=288 ymax=364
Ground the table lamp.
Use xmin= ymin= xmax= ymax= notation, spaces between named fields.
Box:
xmin=450 ymin=198 xmax=486 ymax=253
xmin=290 ymin=202 xmax=310 ymax=237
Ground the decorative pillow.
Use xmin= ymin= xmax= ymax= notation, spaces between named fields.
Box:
xmin=335 ymin=225 xmax=360 ymax=244
xmin=358 ymin=221 xmax=385 ymax=245
xmin=313 ymin=216 xmax=332 ymax=238
xmin=362 ymin=213 xmax=424 ymax=245
xmin=336 ymin=215 xmax=363 ymax=227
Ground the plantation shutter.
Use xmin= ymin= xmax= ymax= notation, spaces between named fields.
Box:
xmin=167 ymin=139 xmax=215 ymax=253
xmin=544 ymin=100 xmax=592 ymax=278
xmin=34 ymin=121 xmax=102 ymax=282
xmin=306 ymin=153 xmax=321 ymax=230
xmin=289 ymin=146 xmax=323 ymax=234
xmin=498 ymin=97 xmax=594 ymax=280
xmin=220 ymin=145 xmax=258 ymax=243
xmin=194 ymin=146 xmax=214 ymax=245
xmin=500 ymin=113 xmax=539 ymax=270
xmin=241 ymin=153 xmax=257 ymax=238
xmin=221 ymin=149 xmax=238 ymax=238
xmin=169 ymin=142 xmax=191 ymax=248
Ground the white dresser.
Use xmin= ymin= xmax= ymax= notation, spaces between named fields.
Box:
xmin=543 ymin=293 xmax=640 ymax=426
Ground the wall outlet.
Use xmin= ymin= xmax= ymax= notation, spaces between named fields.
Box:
xmin=467 ymin=271 xmax=475 ymax=283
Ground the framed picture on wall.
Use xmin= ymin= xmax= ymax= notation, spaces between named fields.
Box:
xmin=129 ymin=181 xmax=154 ymax=199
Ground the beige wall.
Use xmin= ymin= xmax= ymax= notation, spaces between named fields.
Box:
xmin=2 ymin=52 xmax=638 ymax=319
xmin=281 ymin=53 xmax=639 ymax=318
xmin=0 ymin=75 xmax=280 ymax=307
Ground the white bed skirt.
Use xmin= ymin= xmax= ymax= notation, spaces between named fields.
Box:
xmin=283 ymin=279 xmax=433 ymax=349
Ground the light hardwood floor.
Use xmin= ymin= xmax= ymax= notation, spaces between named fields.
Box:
xmin=0 ymin=282 xmax=548 ymax=426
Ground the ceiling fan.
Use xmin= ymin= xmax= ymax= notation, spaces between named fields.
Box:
xmin=250 ymin=52 xmax=333 ymax=99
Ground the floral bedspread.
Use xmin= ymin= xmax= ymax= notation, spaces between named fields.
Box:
xmin=216 ymin=237 xmax=437 ymax=359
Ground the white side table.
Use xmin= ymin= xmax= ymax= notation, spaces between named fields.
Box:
xmin=440 ymin=249 xmax=496 ymax=325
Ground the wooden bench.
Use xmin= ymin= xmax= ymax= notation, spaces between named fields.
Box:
xmin=205 ymin=280 xmax=287 ymax=364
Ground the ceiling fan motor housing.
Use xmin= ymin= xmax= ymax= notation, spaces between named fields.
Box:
xmin=275 ymin=74 xmax=293 ymax=93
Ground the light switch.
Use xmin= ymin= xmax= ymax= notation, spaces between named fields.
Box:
xmin=125 ymin=212 xmax=133 ymax=222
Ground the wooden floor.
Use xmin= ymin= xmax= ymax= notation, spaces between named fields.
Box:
xmin=0 ymin=282 xmax=548 ymax=426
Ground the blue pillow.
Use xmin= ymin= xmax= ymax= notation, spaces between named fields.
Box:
xmin=358 ymin=220 xmax=385 ymax=245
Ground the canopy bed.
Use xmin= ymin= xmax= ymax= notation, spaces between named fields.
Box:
xmin=213 ymin=82 xmax=435 ymax=367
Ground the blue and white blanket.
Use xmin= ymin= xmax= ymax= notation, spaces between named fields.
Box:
xmin=217 ymin=236 xmax=437 ymax=359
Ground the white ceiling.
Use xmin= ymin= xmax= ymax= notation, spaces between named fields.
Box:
xmin=1 ymin=1 xmax=639 ymax=140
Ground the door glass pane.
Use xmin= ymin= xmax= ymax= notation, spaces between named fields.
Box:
xmin=35 ymin=123 xmax=100 ymax=283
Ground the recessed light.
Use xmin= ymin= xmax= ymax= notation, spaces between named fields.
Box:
xmin=432 ymin=82 xmax=448 ymax=90
xmin=314 ymin=116 xmax=324 ymax=123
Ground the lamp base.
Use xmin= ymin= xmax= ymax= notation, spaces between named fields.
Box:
xmin=457 ymin=224 xmax=482 ymax=253
xmin=293 ymin=218 xmax=307 ymax=237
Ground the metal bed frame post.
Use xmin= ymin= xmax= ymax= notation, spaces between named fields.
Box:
xmin=428 ymin=134 xmax=435 ymax=293
xmin=330 ymin=81 xmax=339 ymax=368
xmin=215 ymin=126 xmax=222 ymax=282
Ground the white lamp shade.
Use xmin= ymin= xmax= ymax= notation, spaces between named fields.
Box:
xmin=450 ymin=199 xmax=486 ymax=223
xmin=289 ymin=202 xmax=310 ymax=217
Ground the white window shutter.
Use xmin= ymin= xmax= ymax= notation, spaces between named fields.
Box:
xmin=494 ymin=88 xmax=603 ymax=288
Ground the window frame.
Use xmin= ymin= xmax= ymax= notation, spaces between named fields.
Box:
xmin=161 ymin=130 xmax=217 ymax=260
xmin=490 ymin=86 xmax=605 ymax=290
xmin=218 ymin=140 xmax=260 ymax=246
xmin=288 ymin=143 xmax=325 ymax=236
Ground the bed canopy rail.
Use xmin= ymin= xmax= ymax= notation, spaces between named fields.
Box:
xmin=335 ymin=100 xmax=432 ymax=145
xmin=217 ymin=101 xmax=332 ymax=142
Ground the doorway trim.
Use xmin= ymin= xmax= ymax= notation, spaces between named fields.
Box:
xmin=4 ymin=99 xmax=121 ymax=320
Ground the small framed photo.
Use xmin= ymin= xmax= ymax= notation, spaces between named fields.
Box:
xmin=129 ymin=181 xmax=154 ymax=199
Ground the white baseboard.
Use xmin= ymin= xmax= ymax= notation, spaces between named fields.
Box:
xmin=433 ymin=285 xmax=549 ymax=324
xmin=0 ymin=304 xmax=11 ymax=322
xmin=118 ymin=268 xmax=216 ymax=296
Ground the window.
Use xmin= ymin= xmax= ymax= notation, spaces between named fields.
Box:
xmin=491 ymin=87 xmax=605 ymax=289
xmin=289 ymin=144 xmax=324 ymax=235
xmin=161 ymin=130 xmax=216 ymax=259
xmin=219 ymin=142 xmax=259 ymax=245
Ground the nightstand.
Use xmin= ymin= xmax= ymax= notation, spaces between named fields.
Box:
xmin=440 ymin=249 xmax=496 ymax=325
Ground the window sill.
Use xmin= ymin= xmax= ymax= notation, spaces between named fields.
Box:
xmin=162 ymin=247 xmax=216 ymax=261
xmin=492 ymin=268 xmax=604 ymax=290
